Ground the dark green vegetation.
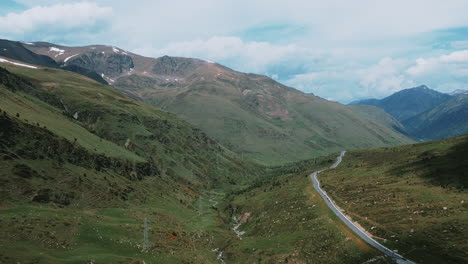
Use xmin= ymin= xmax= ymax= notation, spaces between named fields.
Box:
xmin=350 ymin=85 xmax=452 ymax=122
xmin=0 ymin=63 xmax=262 ymax=263
xmin=402 ymin=94 xmax=468 ymax=140
xmin=21 ymin=42 xmax=414 ymax=165
xmin=219 ymin=156 xmax=394 ymax=263
xmin=319 ymin=135 xmax=468 ymax=263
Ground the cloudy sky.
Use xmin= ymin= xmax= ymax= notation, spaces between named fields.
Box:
xmin=1 ymin=0 xmax=468 ymax=102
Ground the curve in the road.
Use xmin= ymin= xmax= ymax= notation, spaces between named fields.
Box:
xmin=310 ymin=151 xmax=415 ymax=264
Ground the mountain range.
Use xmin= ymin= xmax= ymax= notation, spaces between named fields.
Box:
xmin=350 ymin=85 xmax=468 ymax=141
xmin=8 ymin=40 xmax=412 ymax=164
xmin=349 ymin=85 xmax=452 ymax=122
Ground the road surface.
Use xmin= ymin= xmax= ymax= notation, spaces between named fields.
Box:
xmin=310 ymin=151 xmax=415 ymax=264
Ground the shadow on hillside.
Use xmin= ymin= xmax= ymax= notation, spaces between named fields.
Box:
xmin=388 ymin=136 xmax=468 ymax=189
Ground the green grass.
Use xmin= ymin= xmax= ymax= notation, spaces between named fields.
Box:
xmin=218 ymin=157 xmax=392 ymax=264
xmin=0 ymin=87 xmax=144 ymax=162
xmin=0 ymin=202 xmax=226 ymax=264
xmin=319 ymin=136 xmax=468 ymax=263
xmin=0 ymin=63 xmax=264 ymax=263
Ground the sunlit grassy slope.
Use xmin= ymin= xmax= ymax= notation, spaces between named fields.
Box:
xmin=217 ymin=157 xmax=395 ymax=264
xmin=319 ymin=135 xmax=468 ymax=263
xmin=114 ymin=60 xmax=414 ymax=165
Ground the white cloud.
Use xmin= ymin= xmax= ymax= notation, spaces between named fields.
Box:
xmin=3 ymin=0 xmax=468 ymax=102
xmin=407 ymin=50 xmax=468 ymax=76
xmin=440 ymin=50 xmax=468 ymax=62
xmin=140 ymin=36 xmax=316 ymax=74
xmin=284 ymin=58 xmax=415 ymax=101
xmin=286 ymin=50 xmax=468 ymax=102
xmin=0 ymin=2 xmax=112 ymax=35
xmin=358 ymin=57 xmax=414 ymax=96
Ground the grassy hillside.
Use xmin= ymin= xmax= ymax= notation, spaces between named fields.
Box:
xmin=0 ymin=62 xmax=262 ymax=263
xmin=112 ymin=57 xmax=413 ymax=165
xmin=318 ymin=136 xmax=468 ymax=263
xmin=217 ymin=156 xmax=394 ymax=263
xmin=20 ymin=41 xmax=413 ymax=164
xmin=347 ymin=104 xmax=406 ymax=134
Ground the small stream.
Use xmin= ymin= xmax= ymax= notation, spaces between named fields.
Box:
xmin=211 ymin=248 xmax=226 ymax=264
xmin=210 ymin=195 xmax=246 ymax=264
xmin=231 ymin=216 xmax=245 ymax=239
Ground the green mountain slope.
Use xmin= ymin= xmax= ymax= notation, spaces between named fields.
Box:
xmin=347 ymin=104 xmax=407 ymax=134
xmin=112 ymin=57 xmax=413 ymax=164
xmin=23 ymin=43 xmax=413 ymax=165
xmin=0 ymin=62 xmax=262 ymax=263
xmin=318 ymin=136 xmax=468 ymax=263
xmin=402 ymin=94 xmax=468 ymax=140
xmin=218 ymin=156 xmax=394 ymax=263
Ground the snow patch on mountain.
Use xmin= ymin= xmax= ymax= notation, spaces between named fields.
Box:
xmin=449 ymin=89 xmax=468 ymax=96
xmin=112 ymin=46 xmax=128 ymax=55
xmin=64 ymin=53 xmax=79 ymax=63
xmin=0 ymin=58 xmax=37 ymax=69
xmin=49 ymin=47 xmax=65 ymax=57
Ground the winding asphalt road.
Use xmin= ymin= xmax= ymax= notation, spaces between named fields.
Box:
xmin=310 ymin=151 xmax=415 ymax=264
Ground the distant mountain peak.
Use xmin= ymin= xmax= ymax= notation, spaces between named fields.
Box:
xmin=449 ymin=89 xmax=468 ymax=96
xmin=402 ymin=85 xmax=432 ymax=92
xmin=350 ymin=85 xmax=451 ymax=122
xmin=415 ymin=85 xmax=429 ymax=90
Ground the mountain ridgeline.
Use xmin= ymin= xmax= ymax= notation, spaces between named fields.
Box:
xmin=350 ymin=85 xmax=468 ymax=141
xmin=350 ymin=85 xmax=452 ymax=122
xmin=402 ymin=94 xmax=468 ymax=140
xmin=15 ymin=41 xmax=414 ymax=164
xmin=0 ymin=39 xmax=108 ymax=84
